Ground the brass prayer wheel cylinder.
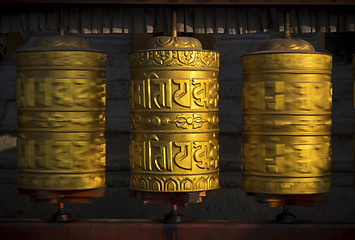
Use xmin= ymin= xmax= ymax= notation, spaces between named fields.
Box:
xmin=241 ymin=37 xmax=332 ymax=195
xmin=129 ymin=36 xmax=220 ymax=193
xmin=16 ymin=35 xmax=106 ymax=191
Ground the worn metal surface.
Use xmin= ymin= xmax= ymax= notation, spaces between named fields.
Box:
xmin=241 ymin=21 xmax=333 ymax=200
xmin=129 ymin=27 xmax=220 ymax=198
xmin=1 ymin=220 xmax=355 ymax=240
xmin=16 ymin=35 xmax=107 ymax=193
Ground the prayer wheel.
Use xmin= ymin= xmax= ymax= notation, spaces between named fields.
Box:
xmin=241 ymin=28 xmax=332 ymax=207
xmin=16 ymin=34 xmax=106 ymax=203
xmin=129 ymin=35 xmax=220 ymax=205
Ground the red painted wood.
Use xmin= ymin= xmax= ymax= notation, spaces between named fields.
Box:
xmin=1 ymin=220 xmax=355 ymax=240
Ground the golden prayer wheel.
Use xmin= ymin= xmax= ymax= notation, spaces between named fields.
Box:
xmin=241 ymin=27 xmax=332 ymax=207
xmin=16 ymin=34 xmax=106 ymax=203
xmin=129 ymin=33 xmax=220 ymax=205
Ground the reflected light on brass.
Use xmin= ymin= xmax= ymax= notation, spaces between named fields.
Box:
xmin=16 ymin=34 xmax=106 ymax=203
xmin=241 ymin=23 xmax=332 ymax=207
xmin=129 ymin=32 xmax=220 ymax=205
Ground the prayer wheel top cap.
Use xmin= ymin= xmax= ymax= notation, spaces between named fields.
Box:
xmin=145 ymin=36 xmax=203 ymax=50
xmin=20 ymin=35 xmax=101 ymax=52
xmin=257 ymin=38 xmax=315 ymax=53
xmin=254 ymin=15 xmax=315 ymax=54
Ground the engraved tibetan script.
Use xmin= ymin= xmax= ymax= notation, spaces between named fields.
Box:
xmin=193 ymin=140 xmax=219 ymax=169
xmin=174 ymin=142 xmax=192 ymax=170
xmin=17 ymin=78 xmax=104 ymax=108
xmin=173 ymin=79 xmax=191 ymax=108
xmin=152 ymin=78 xmax=172 ymax=109
xmin=130 ymin=74 xmax=219 ymax=110
xmin=17 ymin=138 xmax=102 ymax=170
xmin=243 ymin=82 xmax=285 ymax=111
xmin=289 ymin=82 xmax=332 ymax=111
xmin=131 ymin=134 xmax=173 ymax=171
xmin=242 ymin=142 xmax=330 ymax=175
xmin=131 ymin=135 xmax=219 ymax=172
xmin=192 ymin=79 xmax=219 ymax=108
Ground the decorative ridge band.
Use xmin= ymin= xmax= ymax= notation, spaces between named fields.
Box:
xmin=130 ymin=50 xmax=219 ymax=69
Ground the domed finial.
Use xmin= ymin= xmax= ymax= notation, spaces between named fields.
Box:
xmin=257 ymin=8 xmax=314 ymax=52
xmin=171 ymin=8 xmax=177 ymax=38
xmin=283 ymin=9 xmax=291 ymax=39
xmin=33 ymin=7 xmax=91 ymax=48
xmin=59 ymin=8 xmax=65 ymax=36
xmin=145 ymin=7 xmax=203 ymax=50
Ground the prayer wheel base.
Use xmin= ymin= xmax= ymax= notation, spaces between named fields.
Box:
xmin=51 ymin=202 xmax=71 ymax=222
xmin=51 ymin=211 xmax=71 ymax=222
xmin=129 ymin=189 xmax=218 ymax=207
xmin=276 ymin=206 xmax=296 ymax=224
xmin=249 ymin=193 xmax=325 ymax=208
xmin=19 ymin=188 xmax=106 ymax=204
xmin=163 ymin=204 xmax=184 ymax=223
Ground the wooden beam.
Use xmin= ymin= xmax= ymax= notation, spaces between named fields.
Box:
xmin=1 ymin=220 xmax=355 ymax=240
